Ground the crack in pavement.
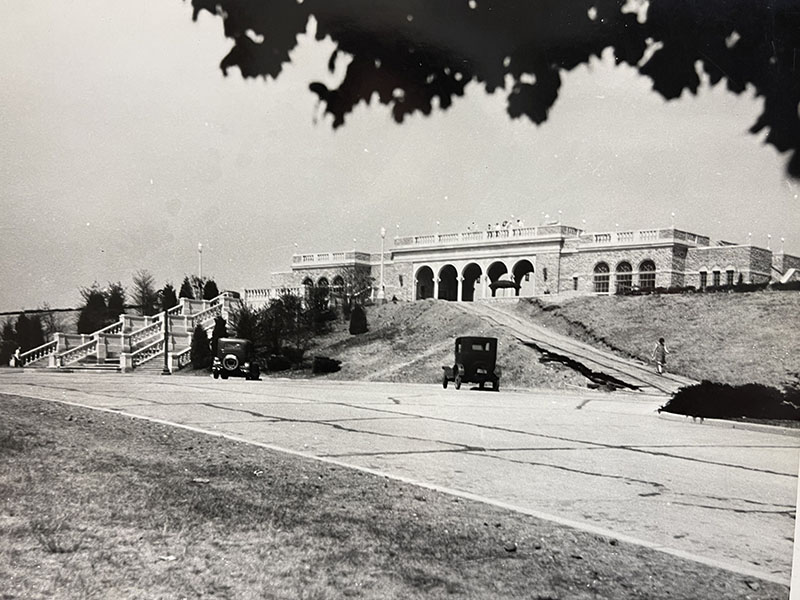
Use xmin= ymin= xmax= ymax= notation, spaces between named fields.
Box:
xmin=668 ymin=501 xmax=796 ymax=517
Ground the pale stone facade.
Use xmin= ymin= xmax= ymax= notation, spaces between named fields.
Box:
xmin=244 ymin=224 xmax=799 ymax=305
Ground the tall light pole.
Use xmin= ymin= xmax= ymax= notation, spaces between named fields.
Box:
xmin=161 ymin=306 xmax=171 ymax=376
xmin=198 ymin=242 xmax=203 ymax=279
xmin=378 ymin=227 xmax=386 ymax=301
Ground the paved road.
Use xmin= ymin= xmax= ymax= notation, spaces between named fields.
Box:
xmin=2 ymin=371 xmax=797 ymax=585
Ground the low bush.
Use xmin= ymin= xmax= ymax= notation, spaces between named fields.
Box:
xmin=312 ymin=356 xmax=342 ymax=374
xmin=660 ymin=381 xmax=800 ymax=420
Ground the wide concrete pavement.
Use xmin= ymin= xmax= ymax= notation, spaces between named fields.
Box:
xmin=1 ymin=371 xmax=797 ymax=585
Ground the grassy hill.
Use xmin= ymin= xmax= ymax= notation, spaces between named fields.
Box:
xmin=305 ymin=291 xmax=799 ymax=390
xmin=511 ymin=291 xmax=800 ymax=388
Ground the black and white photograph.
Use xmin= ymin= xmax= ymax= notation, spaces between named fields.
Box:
xmin=2 ymin=1 xmax=800 ymax=598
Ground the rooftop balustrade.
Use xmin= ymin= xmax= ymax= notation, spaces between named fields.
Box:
xmin=581 ymin=228 xmax=710 ymax=247
xmin=393 ymin=225 xmax=582 ymax=249
xmin=292 ymin=251 xmax=372 ymax=266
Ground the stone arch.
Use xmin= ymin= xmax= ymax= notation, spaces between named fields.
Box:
xmin=638 ymin=260 xmax=656 ymax=291
xmin=331 ymin=275 xmax=344 ymax=296
xmin=317 ymin=276 xmax=329 ymax=288
xmin=593 ymin=262 xmax=610 ymax=294
xmin=615 ymin=261 xmax=633 ymax=294
xmin=461 ymin=263 xmax=482 ymax=302
xmin=415 ymin=266 xmax=434 ymax=300
xmin=437 ymin=264 xmax=458 ymax=301
xmin=512 ymin=259 xmax=535 ymax=297
xmin=487 ymin=261 xmax=511 ymax=298
xmin=301 ymin=276 xmax=314 ymax=287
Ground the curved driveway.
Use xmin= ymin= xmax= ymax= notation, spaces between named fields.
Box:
xmin=1 ymin=371 xmax=797 ymax=585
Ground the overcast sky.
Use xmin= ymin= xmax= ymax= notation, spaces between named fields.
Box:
xmin=2 ymin=0 xmax=799 ymax=312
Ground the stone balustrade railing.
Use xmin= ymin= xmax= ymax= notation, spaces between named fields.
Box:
xmin=130 ymin=320 xmax=163 ymax=346
xmin=132 ymin=338 xmax=164 ymax=367
xmin=60 ymin=338 xmax=98 ymax=367
xmin=20 ymin=340 xmax=58 ymax=366
xmin=94 ymin=319 xmax=124 ymax=337
xmin=585 ymin=228 xmax=710 ymax=247
xmin=393 ymin=225 xmax=582 ymax=248
xmin=291 ymin=251 xmax=372 ymax=266
xmin=175 ymin=347 xmax=192 ymax=369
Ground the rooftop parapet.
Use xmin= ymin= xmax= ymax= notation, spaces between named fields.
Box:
xmin=292 ymin=251 xmax=372 ymax=267
xmin=393 ymin=225 xmax=582 ymax=248
xmin=578 ymin=228 xmax=710 ymax=247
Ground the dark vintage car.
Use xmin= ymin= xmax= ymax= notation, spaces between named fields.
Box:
xmin=212 ymin=337 xmax=260 ymax=380
xmin=442 ymin=336 xmax=501 ymax=391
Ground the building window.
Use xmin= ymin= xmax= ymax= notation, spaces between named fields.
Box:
xmin=573 ymin=276 xmax=579 ymax=291
xmin=699 ymin=271 xmax=707 ymax=290
xmin=712 ymin=271 xmax=721 ymax=287
xmin=639 ymin=260 xmax=656 ymax=291
xmin=726 ymin=270 xmax=735 ymax=286
xmin=615 ymin=262 xmax=633 ymax=294
xmin=593 ymin=262 xmax=610 ymax=293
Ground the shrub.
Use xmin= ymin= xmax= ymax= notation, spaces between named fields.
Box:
xmin=660 ymin=381 xmax=800 ymax=420
xmin=312 ymin=356 xmax=341 ymax=374
xmin=349 ymin=304 xmax=368 ymax=335
xmin=266 ymin=354 xmax=291 ymax=371
xmin=190 ymin=324 xmax=211 ymax=370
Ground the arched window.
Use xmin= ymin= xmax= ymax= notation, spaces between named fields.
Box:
xmin=615 ymin=262 xmax=633 ymax=294
xmin=593 ymin=262 xmax=610 ymax=293
xmin=639 ymin=260 xmax=656 ymax=291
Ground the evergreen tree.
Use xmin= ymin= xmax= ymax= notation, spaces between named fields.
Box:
xmin=349 ymin=304 xmax=368 ymax=335
xmin=160 ymin=283 xmax=179 ymax=311
xmin=210 ymin=316 xmax=227 ymax=357
xmin=132 ymin=270 xmax=158 ymax=316
xmin=0 ymin=320 xmax=17 ymax=366
xmin=77 ymin=285 xmax=109 ymax=334
xmin=179 ymin=276 xmax=195 ymax=300
xmin=27 ymin=315 xmax=46 ymax=350
xmin=202 ymin=279 xmax=220 ymax=300
xmin=106 ymin=281 xmax=126 ymax=322
xmin=14 ymin=313 xmax=43 ymax=352
xmin=190 ymin=324 xmax=211 ymax=369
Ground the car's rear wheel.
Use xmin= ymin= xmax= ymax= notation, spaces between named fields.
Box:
xmin=455 ymin=375 xmax=462 ymax=390
xmin=442 ymin=374 xmax=448 ymax=389
xmin=221 ymin=373 xmax=228 ymax=380
xmin=492 ymin=378 xmax=499 ymax=391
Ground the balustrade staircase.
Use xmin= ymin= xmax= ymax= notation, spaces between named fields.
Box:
xmin=18 ymin=293 xmax=240 ymax=373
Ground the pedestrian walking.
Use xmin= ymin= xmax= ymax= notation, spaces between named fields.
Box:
xmin=651 ymin=337 xmax=669 ymax=375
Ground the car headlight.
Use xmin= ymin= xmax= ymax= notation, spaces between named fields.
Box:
xmin=243 ymin=362 xmax=250 ymax=369
xmin=213 ymin=357 xmax=221 ymax=365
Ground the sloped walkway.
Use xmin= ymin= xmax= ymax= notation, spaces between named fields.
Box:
xmin=456 ymin=300 xmax=696 ymax=395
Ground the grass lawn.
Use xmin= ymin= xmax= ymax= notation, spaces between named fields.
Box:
xmin=0 ymin=394 xmax=788 ymax=599
xmin=514 ymin=291 xmax=800 ymax=388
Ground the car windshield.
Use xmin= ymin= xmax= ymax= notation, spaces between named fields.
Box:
xmin=221 ymin=341 xmax=247 ymax=352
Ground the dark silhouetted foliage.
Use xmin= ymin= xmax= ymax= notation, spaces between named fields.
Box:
xmin=349 ymin=304 xmax=368 ymax=335
xmin=211 ymin=316 xmax=228 ymax=357
xmin=203 ymin=279 xmax=220 ymax=300
xmin=190 ymin=324 xmax=211 ymax=369
xmin=661 ymin=381 xmax=800 ymax=420
xmin=106 ymin=282 xmax=126 ymax=322
xmin=77 ymin=285 xmax=109 ymax=334
xmin=160 ymin=283 xmax=179 ymax=312
xmin=179 ymin=276 xmax=195 ymax=300
xmin=187 ymin=0 xmax=800 ymax=177
xmin=132 ymin=270 xmax=159 ymax=317
xmin=312 ymin=356 xmax=341 ymax=374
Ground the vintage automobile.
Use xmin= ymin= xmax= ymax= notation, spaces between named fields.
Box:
xmin=212 ymin=337 xmax=260 ymax=380
xmin=442 ymin=336 xmax=501 ymax=391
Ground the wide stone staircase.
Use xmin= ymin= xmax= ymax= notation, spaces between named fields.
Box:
xmin=17 ymin=292 xmax=240 ymax=373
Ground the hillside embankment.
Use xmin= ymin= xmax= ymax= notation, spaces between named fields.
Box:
xmin=305 ymin=291 xmax=799 ymax=393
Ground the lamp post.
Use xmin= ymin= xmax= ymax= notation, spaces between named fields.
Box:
xmin=198 ymin=242 xmax=203 ymax=279
xmin=378 ymin=227 xmax=386 ymax=302
xmin=161 ymin=309 xmax=171 ymax=375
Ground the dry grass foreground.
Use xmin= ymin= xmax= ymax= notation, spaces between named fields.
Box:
xmin=0 ymin=394 xmax=787 ymax=600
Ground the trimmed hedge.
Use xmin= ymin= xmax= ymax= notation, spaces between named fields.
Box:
xmin=660 ymin=381 xmax=800 ymax=420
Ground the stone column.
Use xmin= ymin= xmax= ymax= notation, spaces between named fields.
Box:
xmin=433 ymin=277 xmax=440 ymax=300
xmin=96 ymin=336 xmax=107 ymax=364
xmin=456 ymin=276 xmax=463 ymax=302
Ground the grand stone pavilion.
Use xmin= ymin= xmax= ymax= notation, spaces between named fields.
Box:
xmin=244 ymin=223 xmax=800 ymax=307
